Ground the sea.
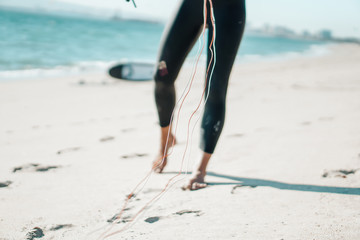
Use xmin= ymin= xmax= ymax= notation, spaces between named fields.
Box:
xmin=0 ymin=8 xmax=329 ymax=81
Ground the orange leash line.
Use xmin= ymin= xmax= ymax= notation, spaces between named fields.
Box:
xmin=178 ymin=0 xmax=216 ymax=174
xmin=96 ymin=171 xmax=153 ymax=239
xmin=99 ymin=0 xmax=217 ymax=238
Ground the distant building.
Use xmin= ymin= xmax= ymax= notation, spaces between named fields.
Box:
xmin=301 ymin=30 xmax=312 ymax=39
xmin=316 ymin=30 xmax=333 ymax=40
xmin=256 ymin=24 xmax=296 ymax=38
xmin=246 ymin=24 xmax=359 ymax=43
xmin=273 ymin=26 xmax=296 ymax=37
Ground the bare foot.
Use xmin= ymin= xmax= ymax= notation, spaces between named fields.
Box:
xmin=152 ymin=132 xmax=176 ymax=173
xmin=152 ymin=154 xmax=167 ymax=173
xmin=182 ymin=170 xmax=207 ymax=190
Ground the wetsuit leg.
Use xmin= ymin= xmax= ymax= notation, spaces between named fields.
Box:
xmin=154 ymin=0 xmax=204 ymax=127
xmin=200 ymin=0 xmax=246 ymax=153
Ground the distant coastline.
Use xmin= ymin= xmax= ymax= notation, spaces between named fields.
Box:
xmin=0 ymin=7 xmax=345 ymax=81
xmin=1 ymin=5 xmax=359 ymax=44
xmin=246 ymin=25 xmax=360 ymax=44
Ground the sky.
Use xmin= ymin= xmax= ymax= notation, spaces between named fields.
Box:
xmin=1 ymin=0 xmax=359 ymax=38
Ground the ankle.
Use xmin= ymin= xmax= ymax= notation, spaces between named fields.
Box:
xmin=194 ymin=169 xmax=206 ymax=176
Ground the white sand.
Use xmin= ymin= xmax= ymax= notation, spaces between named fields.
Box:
xmin=0 ymin=43 xmax=359 ymax=240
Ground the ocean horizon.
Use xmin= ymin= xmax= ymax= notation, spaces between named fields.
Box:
xmin=0 ymin=8 xmax=329 ymax=81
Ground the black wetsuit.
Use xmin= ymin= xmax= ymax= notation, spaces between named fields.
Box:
xmin=154 ymin=0 xmax=246 ymax=154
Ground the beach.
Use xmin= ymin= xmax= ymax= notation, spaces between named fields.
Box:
xmin=0 ymin=43 xmax=360 ymax=239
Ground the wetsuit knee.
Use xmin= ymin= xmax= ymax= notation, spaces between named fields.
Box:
xmin=154 ymin=79 xmax=176 ymax=127
xmin=154 ymin=60 xmax=171 ymax=83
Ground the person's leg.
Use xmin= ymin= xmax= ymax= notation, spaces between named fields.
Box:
xmin=185 ymin=0 xmax=246 ymax=189
xmin=153 ymin=0 xmax=204 ymax=173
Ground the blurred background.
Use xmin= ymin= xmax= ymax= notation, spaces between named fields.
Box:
xmin=0 ymin=0 xmax=359 ymax=81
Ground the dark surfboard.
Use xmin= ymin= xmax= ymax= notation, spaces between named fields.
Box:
xmin=108 ymin=62 xmax=155 ymax=81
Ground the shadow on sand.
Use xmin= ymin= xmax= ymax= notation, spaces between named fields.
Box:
xmin=163 ymin=171 xmax=360 ymax=195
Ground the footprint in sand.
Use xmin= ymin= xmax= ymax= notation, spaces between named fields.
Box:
xmin=120 ymin=153 xmax=148 ymax=159
xmin=26 ymin=227 xmax=44 ymax=240
xmin=13 ymin=164 xmax=61 ymax=173
xmin=144 ymin=210 xmax=203 ymax=224
xmin=142 ymin=188 xmax=163 ymax=194
xmin=231 ymin=184 xmax=257 ymax=194
xmin=144 ymin=216 xmax=161 ymax=223
xmin=174 ymin=209 xmax=203 ymax=217
xmin=48 ymin=224 xmax=73 ymax=231
xmin=99 ymin=136 xmax=115 ymax=142
xmin=0 ymin=181 xmax=12 ymax=188
xmin=25 ymin=224 xmax=73 ymax=239
xmin=121 ymin=128 xmax=135 ymax=133
xmin=227 ymin=133 xmax=245 ymax=138
xmin=318 ymin=116 xmax=334 ymax=122
xmin=107 ymin=209 xmax=132 ymax=224
xmin=301 ymin=121 xmax=312 ymax=126
xmin=322 ymin=169 xmax=359 ymax=178
xmin=57 ymin=147 xmax=81 ymax=155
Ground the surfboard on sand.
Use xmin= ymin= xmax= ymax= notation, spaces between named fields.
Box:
xmin=108 ymin=62 xmax=155 ymax=81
